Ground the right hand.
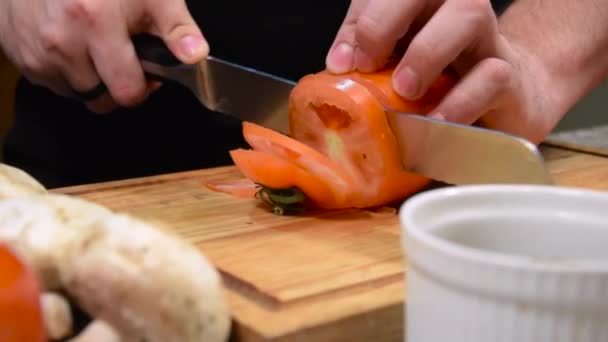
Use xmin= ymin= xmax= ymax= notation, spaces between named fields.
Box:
xmin=0 ymin=0 xmax=208 ymax=113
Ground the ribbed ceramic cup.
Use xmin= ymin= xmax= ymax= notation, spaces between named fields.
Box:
xmin=400 ymin=185 xmax=608 ymax=342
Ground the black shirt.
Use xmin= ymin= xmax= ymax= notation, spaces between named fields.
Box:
xmin=4 ymin=0 xmax=512 ymax=188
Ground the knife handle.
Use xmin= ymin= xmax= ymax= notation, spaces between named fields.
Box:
xmin=132 ymin=33 xmax=183 ymax=67
xmin=72 ymin=33 xmax=192 ymax=102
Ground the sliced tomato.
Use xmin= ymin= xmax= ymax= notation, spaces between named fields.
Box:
xmin=288 ymin=71 xmax=436 ymax=207
xmin=211 ymin=65 xmax=454 ymax=210
xmin=229 ymin=148 xmax=348 ymax=208
xmin=0 ymin=244 xmax=45 ymax=342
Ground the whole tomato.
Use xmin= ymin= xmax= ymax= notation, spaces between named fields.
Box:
xmin=0 ymin=244 xmax=46 ymax=342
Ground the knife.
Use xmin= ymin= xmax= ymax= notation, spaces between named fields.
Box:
xmin=97 ymin=33 xmax=553 ymax=186
xmin=127 ymin=33 xmax=294 ymax=134
xmin=385 ymin=111 xmax=553 ymax=185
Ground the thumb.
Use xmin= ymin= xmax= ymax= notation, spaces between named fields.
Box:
xmin=325 ymin=0 xmax=368 ymax=74
xmin=149 ymin=0 xmax=209 ymax=64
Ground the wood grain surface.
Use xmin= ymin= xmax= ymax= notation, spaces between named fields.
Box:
xmin=51 ymin=144 xmax=608 ymax=342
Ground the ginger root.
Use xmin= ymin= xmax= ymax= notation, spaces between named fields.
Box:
xmin=42 ymin=292 xmax=73 ymax=340
xmin=0 ymin=163 xmax=232 ymax=342
xmin=0 ymin=163 xmax=46 ymax=199
xmin=68 ymin=320 xmax=121 ymax=342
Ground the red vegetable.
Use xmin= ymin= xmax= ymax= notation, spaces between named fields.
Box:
xmin=0 ymin=243 xmax=46 ymax=342
xmin=207 ymin=65 xmax=455 ymax=211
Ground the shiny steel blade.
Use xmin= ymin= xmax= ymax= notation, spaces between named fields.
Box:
xmin=385 ymin=110 xmax=553 ymax=185
xmin=133 ymin=34 xmax=294 ymax=133
xmin=196 ymin=57 xmax=295 ymax=134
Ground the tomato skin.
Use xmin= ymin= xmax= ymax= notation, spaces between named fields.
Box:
xmin=341 ymin=66 xmax=456 ymax=114
xmin=0 ymin=244 xmax=46 ymax=342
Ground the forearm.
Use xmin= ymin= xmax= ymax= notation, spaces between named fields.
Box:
xmin=499 ymin=0 xmax=608 ymax=117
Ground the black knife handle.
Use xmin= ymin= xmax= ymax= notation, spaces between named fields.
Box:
xmin=73 ymin=33 xmax=184 ymax=102
xmin=132 ymin=33 xmax=183 ymax=67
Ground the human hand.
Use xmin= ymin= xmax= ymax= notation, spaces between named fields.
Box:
xmin=326 ymin=0 xmax=556 ymax=144
xmin=0 ymin=0 xmax=208 ymax=113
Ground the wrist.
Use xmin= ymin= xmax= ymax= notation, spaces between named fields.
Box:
xmin=497 ymin=36 xmax=564 ymax=142
xmin=497 ymin=0 xmax=608 ymax=134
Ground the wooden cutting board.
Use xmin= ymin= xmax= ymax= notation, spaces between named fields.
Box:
xmin=51 ymin=144 xmax=608 ymax=342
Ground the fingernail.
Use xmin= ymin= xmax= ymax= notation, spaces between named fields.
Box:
xmin=429 ymin=112 xmax=446 ymax=121
xmin=326 ymin=42 xmax=354 ymax=74
xmin=179 ymin=34 xmax=208 ymax=59
xmin=394 ymin=66 xmax=420 ymax=99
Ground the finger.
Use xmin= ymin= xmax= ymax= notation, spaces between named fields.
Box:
xmin=148 ymin=80 xmax=163 ymax=93
xmin=62 ymin=52 xmax=103 ymax=96
xmin=84 ymin=3 xmax=149 ymax=107
xmin=42 ymin=6 xmax=106 ymax=101
xmin=86 ymin=81 xmax=161 ymax=114
xmin=85 ymin=93 xmax=119 ymax=114
xmin=147 ymin=0 xmax=208 ymax=64
xmin=59 ymin=47 xmax=117 ymax=113
xmin=325 ymin=0 xmax=368 ymax=74
xmin=14 ymin=45 xmax=74 ymax=98
xmin=428 ymin=57 xmax=512 ymax=125
xmin=393 ymin=0 xmax=496 ymax=100
xmin=354 ymin=0 xmax=426 ymax=72
xmin=22 ymin=70 xmax=74 ymax=99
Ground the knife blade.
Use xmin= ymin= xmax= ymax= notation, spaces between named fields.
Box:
xmin=197 ymin=57 xmax=295 ymax=134
xmin=131 ymin=33 xmax=294 ymax=134
xmin=385 ymin=110 xmax=553 ymax=185
xmin=126 ymin=34 xmax=552 ymax=185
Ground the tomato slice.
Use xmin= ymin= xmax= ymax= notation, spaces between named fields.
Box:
xmin=205 ymin=178 xmax=260 ymax=198
xmin=0 ymin=244 xmax=45 ymax=342
xmin=289 ymin=73 xmax=402 ymax=182
xmin=241 ymin=122 xmax=359 ymax=199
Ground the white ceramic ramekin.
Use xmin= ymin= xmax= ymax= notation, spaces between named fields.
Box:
xmin=399 ymin=185 xmax=608 ymax=342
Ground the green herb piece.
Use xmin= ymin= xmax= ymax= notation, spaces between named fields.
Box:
xmin=255 ymin=185 xmax=307 ymax=216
